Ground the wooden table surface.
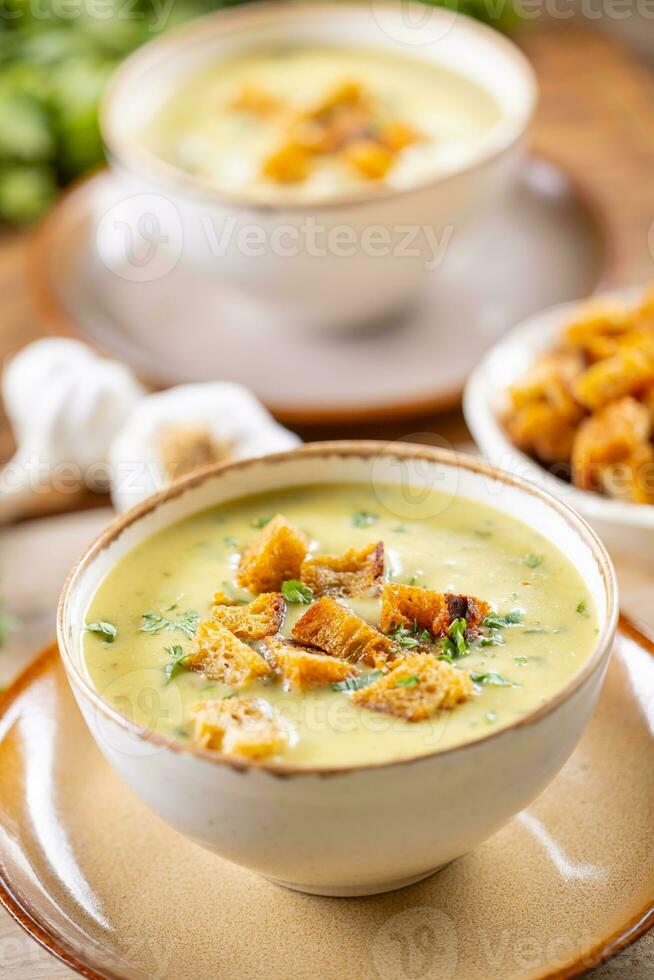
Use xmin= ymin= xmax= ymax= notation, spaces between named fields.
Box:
xmin=1 ymin=19 xmax=653 ymax=978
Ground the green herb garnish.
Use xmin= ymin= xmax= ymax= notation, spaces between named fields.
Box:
xmin=163 ymin=644 xmax=190 ymax=684
xmin=395 ymin=675 xmax=419 ymax=688
xmin=281 ymin=580 xmax=313 ymax=604
xmin=513 ymin=656 xmax=529 ymax=666
xmin=522 ymin=553 xmax=543 ymax=569
xmin=224 ymin=535 xmax=238 ymax=549
xmin=352 ymin=511 xmax=377 ymax=528
xmin=441 ymin=618 xmax=468 ymax=660
xmin=478 ymin=633 xmax=505 ymax=648
xmin=484 ymin=610 xmax=522 ymax=630
xmin=140 ymin=609 xmax=199 ymax=639
xmin=251 ymin=516 xmax=272 ymax=529
xmin=84 ymin=620 xmax=117 ymax=643
xmin=332 ymin=670 xmax=383 ymax=693
xmin=388 ymin=622 xmax=433 ymax=649
xmin=576 ymin=601 xmax=586 ymax=614
xmin=470 ymin=671 xmax=512 ymax=687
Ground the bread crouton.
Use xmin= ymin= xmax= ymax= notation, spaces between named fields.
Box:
xmin=352 ymin=654 xmax=473 ymax=722
xmin=380 ymin=584 xmax=490 ymax=639
xmin=237 ymin=514 xmax=308 ymax=594
xmin=263 ymin=636 xmax=356 ymax=691
xmin=211 ymin=591 xmax=285 ymax=640
xmin=300 ymin=542 xmax=384 ymax=597
xmin=597 ymin=443 xmax=654 ymax=504
xmin=572 ymin=348 xmax=654 ymax=411
xmin=292 ymin=596 xmax=396 ymax=667
xmin=571 ymin=396 xmax=652 ymax=490
xmin=191 ymin=696 xmax=291 ymax=758
xmin=185 ymin=621 xmax=273 ymax=687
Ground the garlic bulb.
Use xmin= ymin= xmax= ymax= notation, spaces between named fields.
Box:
xmin=109 ymin=382 xmax=301 ymax=513
xmin=0 ymin=339 xmax=145 ymax=523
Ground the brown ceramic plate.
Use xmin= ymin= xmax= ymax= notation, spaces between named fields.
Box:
xmin=27 ymin=157 xmax=610 ymax=426
xmin=0 ymin=620 xmax=653 ymax=980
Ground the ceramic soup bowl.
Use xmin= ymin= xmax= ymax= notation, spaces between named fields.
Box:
xmin=100 ymin=1 xmax=537 ymax=333
xmin=57 ymin=442 xmax=617 ymax=897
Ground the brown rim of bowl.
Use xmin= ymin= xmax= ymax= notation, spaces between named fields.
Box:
xmin=0 ymin=615 xmax=650 ymax=980
xmin=56 ymin=441 xmax=619 ymax=779
xmin=100 ymin=0 xmax=538 ymax=214
xmin=25 ymin=153 xmax=617 ymax=426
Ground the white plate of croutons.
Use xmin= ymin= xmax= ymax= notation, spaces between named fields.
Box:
xmin=464 ymin=285 xmax=654 ymax=562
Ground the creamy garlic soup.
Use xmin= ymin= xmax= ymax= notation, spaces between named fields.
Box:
xmin=82 ymin=483 xmax=598 ymax=768
xmin=142 ymin=46 xmax=502 ymax=201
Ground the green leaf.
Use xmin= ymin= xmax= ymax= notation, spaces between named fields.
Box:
xmin=352 ymin=511 xmax=377 ymax=528
xmin=140 ymin=609 xmax=198 ymax=639
xmin=85 ymin=620 xmax=116 ymax=643
xmin=251 ymin=515 xmax=272 ymax=529
xmin=484 ymin=610 xmax=522 ymax=630
xmin=441 ymin=617 xmax=468 ymax=660
xmin=522 ymin=554 xmax=543 ymax=569
xmin=576 ymin=601 xmax=586 ymax=614
xmin=163 ymin=644 xmax=190 ymax=685
xmin=332 ymin=670 xmax=383 ymax=693
xmin=281 ymin=580 xmax=313 ymax=604
xmin=470 ymin=671 xmax=512 ymax=687
xmin=478 ymin=633 xmax=504 ymax=648
xmin=395 ymin=675 xmax=419 ymax=688
xmin=513 ymin=656 xmax=529 ymax=666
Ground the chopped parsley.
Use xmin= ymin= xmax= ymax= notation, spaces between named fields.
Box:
xmin=440 ymin=618 xmax=468 ymax=660
xmin=522 ymin=553 xmax=543 ymax=569
xmin=332 ymin=671 xmax=383 ymax=693
xmin=388 ymin=623 xmax=433 ymax=649
xmin=470 ymin=671 xmax=512 ymax=687
xmin=223 ymin=535 xmax=238 ymax=549
xmin=478 ymin=633 xmax=505 ymax=649
xmin=163 ymin=644 xmax=191 ymax=684
xmin=513 ymin=656 xmax=529 ymax=666
xmin=484 ymin=610 xmax=522 ymax=630
xmin=140 ymin=608 xmax=199 ymax=639
xmin=251 ymin=515 xmax=272 ymax=529
xmin=576 ymin=601 xmax=586 ymax=615
xmin=352 ymin=510 xmax=377 ymax=528
xmin=395 ymin=675 xmax=419 ymax=688
xmin=84 ymin=620 xmax=117 ymax=643
xmin=281 ymin=580 xmax=313 ymax=604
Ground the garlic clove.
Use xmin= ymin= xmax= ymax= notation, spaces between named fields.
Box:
xmin=0 ymin=339 xmax=146 ymax=523
xmin=109 ymin=382 xmax=301 ymax=512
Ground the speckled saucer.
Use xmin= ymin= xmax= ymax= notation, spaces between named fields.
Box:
xmin=0 ymin=622 xmax=653 ymax=980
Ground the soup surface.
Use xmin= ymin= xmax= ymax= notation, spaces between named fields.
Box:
xmin=82 ymin=483 xmax=598 ymax=768
xmin=141 ymin=46 xmax=502 ymax=201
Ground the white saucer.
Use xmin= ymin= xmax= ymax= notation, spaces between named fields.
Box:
xmin=30 ymin=158 xmax=609 ymax=424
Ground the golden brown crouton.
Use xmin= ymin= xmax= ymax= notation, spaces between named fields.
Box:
xmin=300 ymin=542 xmax=384 ymax=598
xmin=598 ymin=443 xmax=654 ymax=504
xmin=262 ymin=142 xmax=310 ymax=183
xmin=571 ymin=397 xmax=652 ymax=491
xmin=292 ymin=596 xmax=396 ymax=668
xmin=379 ymin=584 xmax=490 ymax=639
xmin=237 ymin=514 xmax=308 ymax=594
xmin=191 ymin=696 xmax=291 ymax=758
xmin=211 ymin=591 xmax=285 ymax=640
xmin=352 ymin=654 xmax=473 ymax=722
xmin=379 ymin=120 xmax=420 ymax=152
xmin=344 ymin=139 xmax=394 ymax=180
xmin=230 ymin=83 xmax=283 ymax=117
xmin=185 ymin=621 xmax=273 ymax=688
xmin=572 ymin=348 xmax=654 ymax=411
xmin=263 ymin=636 xmax=356 ymax=691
